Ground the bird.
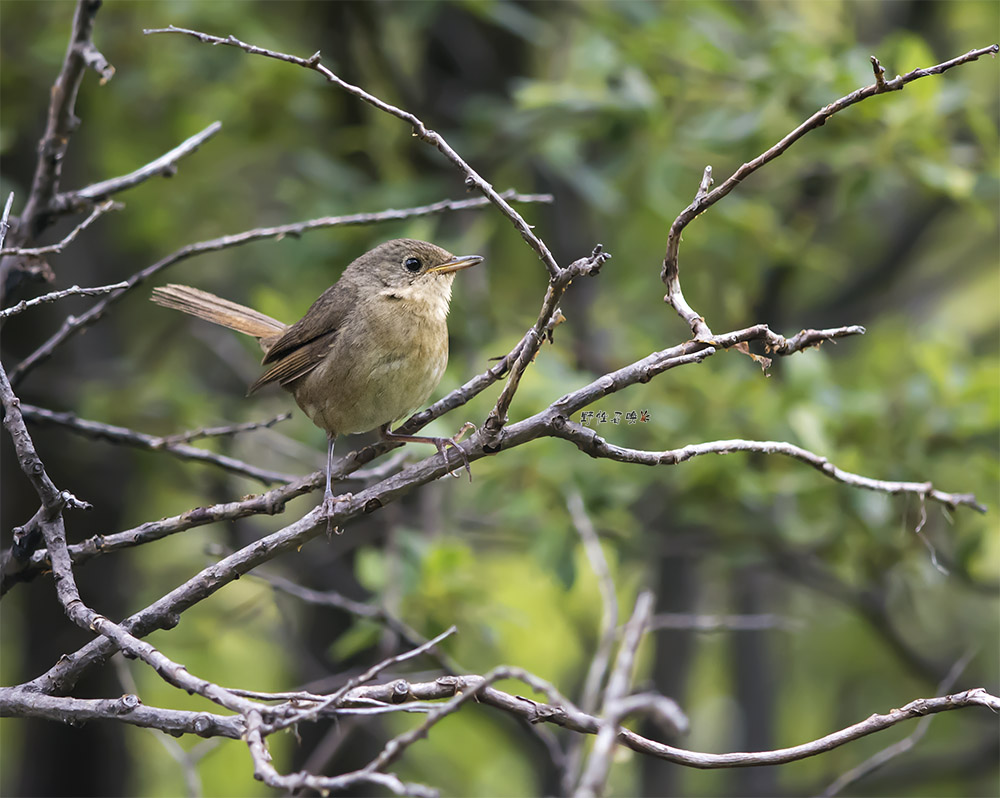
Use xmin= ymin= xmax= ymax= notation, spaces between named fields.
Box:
xmin=151 ymin=238 xmax=483 ymax=516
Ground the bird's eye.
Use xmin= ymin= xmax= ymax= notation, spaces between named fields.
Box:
xmin=403 ymin=256 xmax=422 ymax=273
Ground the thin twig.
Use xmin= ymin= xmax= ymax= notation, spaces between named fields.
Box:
xmin=549 ymin=425 xmax=987 ymax=514
xmin=563 ymin=488 xmax=620 ymax=795
xmin=253 ymin=569 xmax=460 ymax=674
xmin=576 ymin=591 xmax=654 ymax=798
xmin=53 ymin=122 xmax=223 ymax=212
xmin=341 ymin=679 xmax=1000 ymax=770
xmin=0 ymin=281 xmax=128 ymax=320
xmin=482 ymin=245 xmax=611 ymax=439
xmin=19 ymin=404 xmax=297 ymax=485
xmin=242 ymin=710 xmax=438 ymax=798
xmin=1 ymin=362 xmax=271 ymax=720
xmin=661 ymin=44 xmax=1000 ymax=337
xmin=145 ymin=25 xmax=561 ymax=278
xmin=9 ymin=190 xmax=551 ymax=386
xmin=818 ymin=649 xmax=979 ymax=797
xmin=18 ymin=0 xmax=109 ymax=240
xmin=4 ymin=668 xmax=997 ymax=772
xmin=0 ymin=193 xmax=13 ymax=251
xmin=0 ymin=689 xmax=244 ymax=740
xmin=158 ymin=413 xmax=292 ymax=446
xmin=567 ymin=489 xmax=619 ymax=713
xmin=270 ymin=626 xmax=458 ymax=731
xmin=0 ymin=200 xmax=118 ymax=257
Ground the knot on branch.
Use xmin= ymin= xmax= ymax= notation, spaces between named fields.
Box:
xmin=483 ymin=411 xmax=505 ymax=438
xmin=115 ymin=693 xmax=141 ymax=714
xmin=60 ymin=490 xmax=92 ymax=512
xmin=390 ymin=679 xmax=411 ymax=703
xmin=193 ymin=713 xmax=215 ymax=736
xmin=563 ymin=244 xmax=612 ymax=282
xmin=161 ymin=612 xmax=181 ymax=630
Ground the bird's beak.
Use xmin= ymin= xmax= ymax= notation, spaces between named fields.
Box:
xmin=426 ymin=254 xmax=484 ymax=274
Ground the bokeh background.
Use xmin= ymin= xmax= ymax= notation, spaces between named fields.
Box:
xmin=1 ymin=1 xmax=997 ymax=796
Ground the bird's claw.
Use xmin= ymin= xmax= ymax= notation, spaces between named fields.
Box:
xmin=319 ymin=491 xmax=353 ymax=536
xmin=440 ymin=422 xmax=476 ymax=481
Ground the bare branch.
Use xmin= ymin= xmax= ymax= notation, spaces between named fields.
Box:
xmin=9 ymin=190 xmax=551 ymax=386
xmin=271 ymin=626 xmax=458 ymax=732
xmin=157 ymin=412 xmax=292 ymax=446
xmin=144 ymin=25 xmax=561 ymax=277
xmin=252 ymin=569 xmax=461 ymax=673
xmin=483 ymin=245 xmax=611 ymax=438
xmin=0 ymin=281 xmax=128 ymax=319
xmin=5 ymin=665 xmax=995 ymax=778
xmin=243 ymin=710 xmax=438 ymax=798
xmin=6 ymin=318 xmax=974 ymax=597
xmin=23 ymin=507 xmax=327 ymax=695
xmin=2 ymin=361 xmax=278 ymax=720
xmin=17 ymin=0 xmax=110 ymax=240
xmin=0 ymin=689 xmax=244 ymax=740
xmin=819 ymin=650 xmax=977 ymax=797
xmin=567 ymin=489 xmax=619 ymax=713
xmin=0 ymin=361 xmax=91 ymax=556
xmin=346 ymin=679 xmax=1000 ymax=769
xmin=0 ymin=200 xmax=119 ymax=257
xmin=576 ymin=590 xmax=654 ymax=798
xmin=53 ymin=122 xmax=223 ymax=212
xmin=563 ymin=488 xmax=619 ymax=795
xmin=661 ymin=44 xmax=999 ymax=336
xmin=0 ymin=473 xmax=313 ymax=595
xmin=0 ymin=193 xmax=13 ymax=251
xmin=550 ymin=425 xmax=987 ymax=514
xmin=19 ymin=404 xmax=297 ymax=486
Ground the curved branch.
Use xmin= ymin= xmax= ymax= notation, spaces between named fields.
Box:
xmin=345 ymin=678 xmax=999 ymax=769
xmin=144 ymin=25 xmax=561 ymax=277
xmin=661 ymin=44 xmax=999 ymax=336
xmin=549 ymin=423 xmax=987 ymax=513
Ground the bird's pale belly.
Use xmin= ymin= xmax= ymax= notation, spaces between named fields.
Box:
xmin=291 ymin=328 xmax=449 ymax=437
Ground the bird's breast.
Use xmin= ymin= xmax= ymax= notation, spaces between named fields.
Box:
xmin=292 ymin=293 xmax=451 ymax=436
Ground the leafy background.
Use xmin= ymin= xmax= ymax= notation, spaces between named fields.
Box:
xmin=1 ymin=1 xmax=997 ymax=796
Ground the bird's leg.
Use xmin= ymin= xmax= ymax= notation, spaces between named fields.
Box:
xmin=320 ymin=433 xmax=351 ymax=533
xmin=380 ymin=422 xmax=475 ymax=481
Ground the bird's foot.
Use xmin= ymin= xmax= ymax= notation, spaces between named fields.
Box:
xmin=319 ymin=490 xmax=353 ymax=536
xmin=380 ymin=422 xmax=476 ymax=481
xmin=437 ymin=422 xmax=476 ymax=481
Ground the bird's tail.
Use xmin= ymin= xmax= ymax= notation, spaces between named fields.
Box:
xmin=151 ymin=284 xmax=287 ymax=340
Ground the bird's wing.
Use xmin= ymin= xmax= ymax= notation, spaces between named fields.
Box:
xmin=248 ymin=330 xmax=337 ymax=395
xmin=261 ymin=281 xmax=357 ymax=366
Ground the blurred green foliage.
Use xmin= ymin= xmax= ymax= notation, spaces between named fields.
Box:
xmin=1 ymin=1 xmax=997 ymax=797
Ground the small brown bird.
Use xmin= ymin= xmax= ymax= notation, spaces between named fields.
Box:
xmin=152 ymin=238 xmax=483 ymax=514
